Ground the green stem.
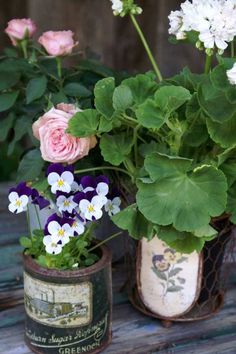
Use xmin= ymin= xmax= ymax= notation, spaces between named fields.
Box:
xmin=88 ymin=232 xmax=122 ymax=253
xmin=21 ymin=40 xmax=28 ymax=59
xmin=75 ymin=166 xmax=132 ymax=179
xmin=231 ymin=41 xmax=235 ymax=58
xmin=133 ymin=125 xmax=141 ymax=168
xmin=204 ymin=54 xmax=212 ymax=74
xmin=56 ymin=57 xmax=62 ymax=79
xmin=26 ymin=206 xmax=32 ymax=239
xmin=130 ymin=13 xmax=163 ymax=82
xmin=34 ymin=204 xmax=42 ymax=230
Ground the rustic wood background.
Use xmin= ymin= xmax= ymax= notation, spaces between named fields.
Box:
xmin=0 ymin=0 xmax=205 ymax=77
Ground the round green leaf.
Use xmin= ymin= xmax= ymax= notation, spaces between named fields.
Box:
xmin=113 ymin=85 xmax=133 ymax=112
xmin=100 ymin=133 xmax=133 ymax=166
xmin=206 ymin=116 xmax=236 ymax=148
xmin=154 ymin=85 xmax=191 ymax=114
xmin=94 ymin=77 xmax=115 ymax=118
xmin=136 ymin=98 xmax=165 ymax=129
xmin=122 ymin=73 xmax=158 ymax=105
xmin=137 ymin=153 xmax=227 ymax=232
xmin=68 ymin=109 xmax=99 ymax=137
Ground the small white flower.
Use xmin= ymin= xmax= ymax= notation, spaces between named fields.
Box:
xmin=105 ymin=197 xmax=121 ymax=216
xmin=43 ymin=234 xmax=62 ymax=255
xmin=71 ymin=219 xmax=85 ymax=236
xmin=56 ymin=195 xmax=78 ymax=213
xmin=48 ymin=220 xmax=72 ymax=245
xmin=79 ymin=196 xmax=104 ymax=221
xmin=110 ymin=0 xmax=123 ymax=14
xmin=8 ymin=192 xmax=29 ymax=214
xmin=47 ymin=171 xmax=74 ymax=194
xmin=227 ymin=63 xmax=236 ymax=85
xmin=71 ymin=181 xmax=83 ymax=193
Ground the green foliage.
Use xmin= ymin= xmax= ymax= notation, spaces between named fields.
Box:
xmin=26 ymin=76 xmax=47 ymax=104
xmin=16 ymin=149 xmax=45 ymax=182
xmin=0 ymin=91 xmax=19 ymax=112
xmin=100 ymin=133 xmax=133 ymax=166
xmin=68 ymin=109 xmax=99 ymax=137
xmin=94 ymin=77 xmax=115 ymax=118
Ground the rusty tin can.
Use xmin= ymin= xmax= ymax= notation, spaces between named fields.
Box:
xmin=23 ymin=244 xmax=112 ymax=354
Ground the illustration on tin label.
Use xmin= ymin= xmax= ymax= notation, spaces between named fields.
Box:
xmin=24 ymin=272 xmax=92 ymax=328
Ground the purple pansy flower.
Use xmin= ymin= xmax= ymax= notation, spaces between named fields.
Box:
xmin=31 ymin=189 xmax=50 ymax=210
xmin=44 ymin=213 xmax=74 ymax=246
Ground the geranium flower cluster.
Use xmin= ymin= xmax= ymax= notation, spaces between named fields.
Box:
xmin=8 ymin=163 xmax=121 ymax=256
xmin=168 ymin=0 xmax=236 ymax=53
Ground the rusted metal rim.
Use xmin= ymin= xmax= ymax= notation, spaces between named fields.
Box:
xmin=23 ymin=243 xmax=112 ymax=279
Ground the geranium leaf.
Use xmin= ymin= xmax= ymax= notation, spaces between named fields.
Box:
xmin=136 ymin=98 xmax=165 ymax=129
xmin=122 ymin=73 xmax=158 ymax=105
xmin=68 ymin=109 xmax=99 ymax=137
xmin=113 ymin=85 xmax=133 ymax=111
xmin=206 ymin=116 xmax=236 ymax=148
xmin=94 ymin=77 xmax=115 ymax=118
xmin=112 ymin=204 xmax=154 ymax=240
xmin=137 ymin=153 xmax=227 ymax=232
xmin=100 ymin=133 xmax=133 ymax=166
xmin=154 ymin=85 xmax=191 ymax=114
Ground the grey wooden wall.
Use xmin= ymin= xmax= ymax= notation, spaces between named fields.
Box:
xmin=0 ymin=0 xmax=205 ymax=78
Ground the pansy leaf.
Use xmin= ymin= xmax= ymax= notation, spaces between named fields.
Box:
xmin=100 ymin=133 xmax=133 ymax=166
xmin=16 ymin=149 xmax=45 ymax=182
xmin=112 ymin=204 xmax=154 ymax=240
xmin=26 ymin=76 xmax=47 ymax=104
xmin=113 ymin=85 xmax=133 ymax=112
xmin=137 ymin=153 xmax=227 ymax=232
xmin=68 ymin=109 xmax=99 ymax=137
xmin=122 ymin=73 xmax=158 ymax=105
xmin=206 ymin=116 xmax=236 ymax=148
xmin=94 ymin=77 xmax=115 ymax=119
xmin=20 ymin=236 xmax=32 ymax=248
xmin=0 ymin=91 xmax=19 ymax=112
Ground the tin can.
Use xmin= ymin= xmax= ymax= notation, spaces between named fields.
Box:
xmin=23 ymin=244 xmax=112 ymax=354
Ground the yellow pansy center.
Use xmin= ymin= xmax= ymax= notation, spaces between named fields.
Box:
xmin=63 ymin=200 xmax=70 ymax=207
xmin=88 ymin=204 xmax=95 ymax=213
xmin=57 ymin=179 xmax=64 ymax=187
xmin=58 ymin=229 xmax=65 ymax=237
xmin=15 ymin=199 xmax=22 ymax=207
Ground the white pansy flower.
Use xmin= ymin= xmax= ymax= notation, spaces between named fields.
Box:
xmin=105 ymin=197 xmax=121 ymax=216
xmin=71 ymin=219 xmax=85 ymax=236
xmin=8 ymin=192 xmax=29 ymax=214
xmin=110 ymin=0 xmax=123 ymax=14
xmin=47 ymin=171 xmax=74 ymax=194
xmin=48 ymin=220 xmax=72 ymax=245
xmin=227 ymin=63 xmax=236 ymax=84
xmin=43 ymin=234 xmax=62 ymax=255
xmin=56 ymin=195 xmax=78 ymax=213
xmin=96 ymin=182 xmax=109 ymax=206
xmin=79 ymin=196 xmax=104 ymax=221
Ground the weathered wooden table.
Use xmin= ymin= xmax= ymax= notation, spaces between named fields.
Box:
xmin=0 ymin=183 xmax=236 ymax=354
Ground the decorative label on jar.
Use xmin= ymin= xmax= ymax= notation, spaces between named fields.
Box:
xmin=24 ymin=272 xmax=92 ymax=328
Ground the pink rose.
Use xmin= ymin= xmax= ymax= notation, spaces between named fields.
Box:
xmin=5 ymin=18 xmax=36 ymax=46
xmin=32 ymin=103 xmax=97 ymax=164
xmin=38 ymin=30 xmax=78 ymax=56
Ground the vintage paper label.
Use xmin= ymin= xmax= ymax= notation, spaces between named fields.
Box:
xmin=24 ymin=272 xmax=92 ymax=328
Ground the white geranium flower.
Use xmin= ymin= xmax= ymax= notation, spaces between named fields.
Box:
xmin=110 ymin=0 xmax=123 ymax=14
xmin=56 ymin=195 xmax=77 ymax=213
xmin=105 ymin=197 xmax=121 ymax=216
xmin=48 ymin=220 xmax=72 ymax=245
xmin=8 ymin=192 xmax=29 ymax=214
xmin=168 ymin=0 xmax=236 ymax=52
xmin=47 ymin=171 xmax=74 ymax=194
xmin=79 ymin=196 xmax=104 ymax=221
xmin=71 ymin=219 xmax=85 ymax=236
xmin=227 ymin=63 xmax=236 ymax=84
xmin=43 ymin=234 xmax=62 ymax=255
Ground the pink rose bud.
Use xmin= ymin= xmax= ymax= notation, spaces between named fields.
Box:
xmin=38 ymin=30 xmax=78 ymax=56
xmin=5 ymin=18 xmax=36 ymax=46
xmin=32 ymin=103 xmax=96 ymax=164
